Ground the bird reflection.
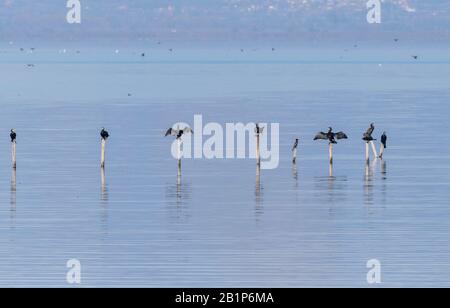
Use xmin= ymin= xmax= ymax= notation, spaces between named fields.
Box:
xmin=166 ymin=172 xmax=190 ymax=208
xmin=292 ymin=163 xmax=298 ymax=188
xmin=381 ymin=160 xmax=387 ymax=204
xmin=101 ymin=167 xmax=109 ymax=203
xmin=314 ymin=163 xmax=347 ymax=214
xmin=381 ymin=160 xmax=387 ymax=179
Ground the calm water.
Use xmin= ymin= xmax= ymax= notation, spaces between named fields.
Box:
xmin=0 ymin=46 xmax=450 ymax=287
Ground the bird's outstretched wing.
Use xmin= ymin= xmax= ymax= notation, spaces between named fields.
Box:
xmin=183 ymin=127 xmax=193 ymax=134
xmin=254 ymin=126 xmax=265 ymax=134
xmin=165 ymin=128 xmax=175 ymax=137
xmin=335 ymin=132 xmax=348 ymax=140
xmin=314 ymin=132 xmax=328 ymax=140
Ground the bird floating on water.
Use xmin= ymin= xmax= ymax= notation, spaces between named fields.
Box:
xmin=101 ymin=128 xmax=110 ymax=140
xmin=314 ymin=127 xmax=348 ymax=144
xmin=10 ymin=129 xmax=16 ymax=143
xmin=412 ymin=55 xmax=418 ymax=60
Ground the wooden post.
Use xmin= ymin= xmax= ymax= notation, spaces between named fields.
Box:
xmin=256 ymin=133 xmax=261 ymax=166
xmin=329 ymin=162 xmax=333 ymax=177
xmin=292 ymin=148 xmax=297 ymax=164
xmin=11 ymin=141 xmax=16 ymax=169
xmin=365 ymin=142 xmax=370 ymax=164
xmin=370 ymin=141 xmax=378 ymax=159
xmin=177 ymin=138 xmax=182 ymax=173
xmin=101 ymin=138 xmax=106 ymax=168
xmin=329 ymin=143 xmax=333 ymax=165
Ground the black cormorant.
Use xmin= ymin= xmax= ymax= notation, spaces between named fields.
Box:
xmin=254 ymin=123 xmax=264 ymax=135
xmin=314 ymin=127 xmax=348 ymax=144
xmin=101 ymin=128 xmax=110 ymax=140
xmin=362 ymin=123 xmax=376 ymax=142
xmin=10 ymin=129 xmax=16 ymax=143
xmin=292 ymin=138 xmax=299 ymax=151
xmin=165 ymin=127 xmax=193 ymax=139
xmin=381 ymin=132 xmax=387 ymax=149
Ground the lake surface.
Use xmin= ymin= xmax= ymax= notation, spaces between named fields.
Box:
xmin=0 ymin=45 xmax=450 ymax=287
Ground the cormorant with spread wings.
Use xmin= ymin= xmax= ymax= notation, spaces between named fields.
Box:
xmin=165 ymin=127 xmax=193 ymax=139
xmin=314 ymin=127 xmax=348 ymax=144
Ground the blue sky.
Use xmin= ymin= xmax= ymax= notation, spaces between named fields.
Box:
xmin=0 ymin=1 xmax=448 ymax=42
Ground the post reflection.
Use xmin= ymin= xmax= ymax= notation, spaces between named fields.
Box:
xmin=255 ymin=165 xmax=264 ymax=218
xmin=292 ymin=162 xmax=298 ymax=183
xmin=10 ymin=167 xmax=16 ymax=212
xmin=364 ymin=161 xmax=376 ymax=206
xmin=101 ymin=167 xmax=109 ymax=203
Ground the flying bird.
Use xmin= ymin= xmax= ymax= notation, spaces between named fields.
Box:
xmin=100 ymin=128 xmax=110 ymax=141
xmin=314 ymin=127 xmax=348 ymax=144
xmin=165 ymin=127 xmax=193 ymax=139
xmin=10 ymin=129 xmax=16 ymax=143
xmin=362 ymin=123 xmax=376 ymax=142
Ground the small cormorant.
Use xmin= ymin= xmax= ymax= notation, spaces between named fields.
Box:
xmin=292 ymin=138 xmax=299 ymax=151
xmin=10 ymin=129 xmax=16 ymax=143
xmin=362 ymin=123 xmax=376 ymax=142
xmin=254 ymin=123 xmax=265 ymax=135
xmin=314 ymin=127 xmax=348 ymax=144
xmin=101 ymin=128 xmax=110 ymax=141
xmin=165 ymin=127 xmax=193 ymax=139
xmin=381 ymin=132 xmax=387 ymax=149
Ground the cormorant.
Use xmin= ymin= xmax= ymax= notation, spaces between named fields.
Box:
xmin=314 ymin=127 xmax=348 ymax=144
xmin=101 ymin=128 xmax=110 ymax=141
xmin=165 ymin=127 xmax=193 ymax=139
xmin=254 ymin=123 xmax=264 ymax=135
xmin=381 ymin=132 xmax=387 ymax=149
xmin=362 ymin=123 xmax=376 ymax=142
xmin=10 ymin=129 xmax=16 ymax=143
xmin=292 ymin=138 xmax=299 ymax=151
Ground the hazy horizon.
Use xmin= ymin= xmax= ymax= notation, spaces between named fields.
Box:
xmin=1 ymin=0 xmax=449 ymax=44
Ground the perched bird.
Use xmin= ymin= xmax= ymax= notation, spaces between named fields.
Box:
xmin=255 ymin=123 xmax=265 ymax=135
xmin=292 ymin=138 xmax=299 ymax=163
xmin=292 ymin=138 xmax=299 ymax=152
xmin=10 ymin=129 xmax=16 ymax=143
xmin=314 ymin=127 xmax=348 ymax=144
xmin=100 ymin=128 xmax=110 ymax=141
xmin=381 ymin=132 xmax=387 ymax=149
xmin=362 ymin=123 xmax=376 ymax=142
xmin=165 ymin=127 xmax=193 ymax=139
